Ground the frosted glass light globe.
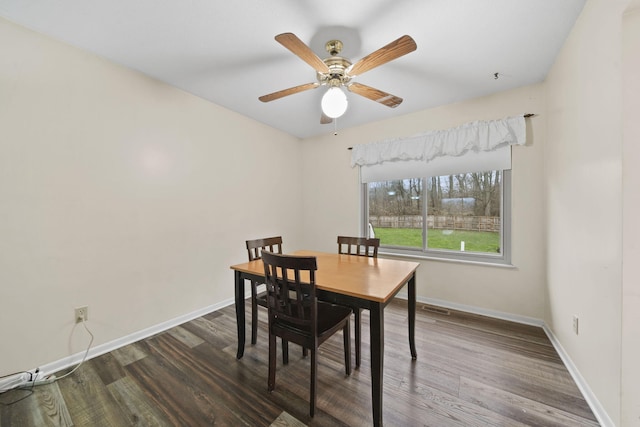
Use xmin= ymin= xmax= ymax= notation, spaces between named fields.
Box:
xmin=321 ymin=87 xmax=348 ymax=118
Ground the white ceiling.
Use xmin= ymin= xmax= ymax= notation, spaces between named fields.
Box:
xmin=0 ymin=0 xmax=586 ymax=139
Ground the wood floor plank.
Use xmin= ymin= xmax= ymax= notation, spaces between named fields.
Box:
xmin=123 ymin=343 xmax=235 ymax=425
xmin=148 ymin=332 xmax=281 ymax=426
xmin=90 ymin=352 xmax=127 ymax=386
xmin=180 ymin=315 xmax=237 ymax=350
xmin=0 ymin=382 xmax=72 ymax=427
xmin=459 ymin=376 xmax=600 ymax=426
xmin=380 ymin=378 xmax=532 ymax=427
xmin=106 ymin=376 xmax=173 ymax=426
xmin=413 ymin=335 xmax=596 ymax=419
xmin=427 ymin=317 xmax=563 ymax=363
xmin=54 ymin=361 xmax=132 ymax=426
xmin=32 ymin=382 xmax=73 ymax=427
xmin=270 ymin=411 xmax=307 ymax=427
xmin=166 ymin=325 xmax=205 ymax=348
xmin=111 ymin=341 xmax=148 ymax=366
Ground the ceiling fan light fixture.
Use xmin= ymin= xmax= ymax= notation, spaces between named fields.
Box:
xmin=321 ymin=86 xmax=348 ymax=118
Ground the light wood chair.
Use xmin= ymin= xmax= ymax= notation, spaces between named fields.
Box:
xmin=261 ymin=251 xmax=352 ymax=417
xmin=337 ymin=235 xmax=380 ymax=367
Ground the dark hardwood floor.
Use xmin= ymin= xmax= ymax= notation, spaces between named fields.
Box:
xmin=0 ymin=298 xmax=599 ymax=426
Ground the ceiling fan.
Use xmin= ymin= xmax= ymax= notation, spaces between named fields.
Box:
xmin=259 ymin=32 xmax=417 ymax=123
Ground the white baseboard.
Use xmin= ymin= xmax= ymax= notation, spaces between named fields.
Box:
xmin=415 ymin=296 xmax=545 ymax=327
xmin=542 ymin=325 xmax=615 ymax=427
xmin=34 ymin=297 xmax=235 ymax=379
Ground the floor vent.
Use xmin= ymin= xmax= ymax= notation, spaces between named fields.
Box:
xmin=421 ymin=305 xmax=451 ymax=315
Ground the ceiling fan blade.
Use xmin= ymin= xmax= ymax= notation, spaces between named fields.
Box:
xmin=275 ymin=33 xmax=330 ymax=74
xmin=348 ymin=82 xmax=403 ymax=108
xmin=320 ymin=112 xmax=333 ymax=124
xmin=259 ymin=82 xmax=320 ymax=102
xmin=347 ymin=35 xmax=417 ymax=77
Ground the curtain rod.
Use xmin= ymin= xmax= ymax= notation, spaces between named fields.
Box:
xmin=346 ymin=113 xmax=536 ymax=150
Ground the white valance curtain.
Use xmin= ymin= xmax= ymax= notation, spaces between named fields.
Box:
xmin=351 ymin=115 xmax=527 ymax=182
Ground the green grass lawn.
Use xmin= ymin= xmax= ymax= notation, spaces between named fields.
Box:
xmin=374 ymin=227 xmax=500 ymax=253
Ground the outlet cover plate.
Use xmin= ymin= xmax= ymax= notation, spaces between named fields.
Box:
xmin=75 ymin=306 xmax=88 ymax=323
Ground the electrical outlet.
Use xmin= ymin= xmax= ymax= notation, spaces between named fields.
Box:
xmin=75 ymin=306 xmax=88 ymax=323
xmin=572 ymin=315 xmax=579 ymax=335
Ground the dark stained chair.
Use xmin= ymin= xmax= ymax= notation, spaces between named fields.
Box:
xmin=245 ymin=236 xmax=283 ymax=345
xmin=337 ymin=235 xmax=380 ymax=258
xmin=261 ymin=251 xmax=352 ymax=418
xmin=337 ymin=235 xmax=380 ymax=367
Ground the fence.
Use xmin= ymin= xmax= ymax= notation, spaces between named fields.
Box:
xmin=370 ymin=215 xmax=500 ymax=232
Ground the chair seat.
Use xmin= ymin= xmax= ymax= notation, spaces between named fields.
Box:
xmin=273 ymin=301 xmax=352 ymax=339
xmin=317 ymin=303 xmax=352 ymax=337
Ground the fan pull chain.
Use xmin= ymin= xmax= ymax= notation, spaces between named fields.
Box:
xmin=333 ymin=118 xmax=338 ymax=136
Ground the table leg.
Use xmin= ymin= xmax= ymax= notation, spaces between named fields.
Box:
xmin=370 ymin=302 xmax=384 ymax=427
xmin=235 ymin=270 xmax=245 ymax=359
xmin=408 ymin=273 xmax=417 ymax=359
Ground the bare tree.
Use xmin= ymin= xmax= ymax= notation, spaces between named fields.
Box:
xmin=470 ymin=171 xmax=501 ymax=216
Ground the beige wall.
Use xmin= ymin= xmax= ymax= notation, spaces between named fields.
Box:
xmin=622 ymin=1 xmax=640 ymax=425
xmin=0 ymin=18 xmax=303 ymax=374
xmin=545 ymin=0 xmax=632 ymax=424
xmin=300 ymin=85 xmax=547 ymax=320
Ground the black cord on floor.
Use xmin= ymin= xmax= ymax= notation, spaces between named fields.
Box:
xmin=0 ymin=371 xmax=34 ymax=405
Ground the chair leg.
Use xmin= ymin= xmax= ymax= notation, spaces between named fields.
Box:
xmin=344 ymin=321 xmax=352 ymax=376
xmin=354 ymin=308 xmax=361 ymax=368
xmin=268 ymin=331 xmax=276 ymax=392
xmin=282 ymin=338 xmax=289 ymax=365
xmin=310 ymin=349 xmax=317 ymax=417
xmin=250 ymin=282 xmax=258 ymax=345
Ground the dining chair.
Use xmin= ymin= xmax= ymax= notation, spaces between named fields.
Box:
xmin=337 ymin=235 xmax=380 ymax=368
xmin=337 ymin=235 xmax=380 ymax=258
xmin=245 ymin=236 xmax=283 ymax=345
xmin=261 ymin=251 xmax=352 ymax=418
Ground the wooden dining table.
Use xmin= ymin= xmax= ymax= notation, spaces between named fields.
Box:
xmin=230 ymin=250 xmax=420 ymax=426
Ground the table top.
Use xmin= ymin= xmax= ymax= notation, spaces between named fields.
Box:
xmin=230 ymin=250 xmax=419 ymax=303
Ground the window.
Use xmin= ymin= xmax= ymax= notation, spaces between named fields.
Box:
xmin=362 ymin=170 xmax=511 ymax=265
xmin=352 ymin=115 xmax=525 ymax=265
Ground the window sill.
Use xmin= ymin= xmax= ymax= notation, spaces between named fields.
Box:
xmin=378 ymin=249 xmax=516 ymax=269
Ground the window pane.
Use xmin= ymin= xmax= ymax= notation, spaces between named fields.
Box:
xmin=367 ymin=179 xmax=423 ymax=249
xmin=426 ymin=172 xmax=501 ymax=254
xmin=366 ymin=171 xmax=503 ymax=258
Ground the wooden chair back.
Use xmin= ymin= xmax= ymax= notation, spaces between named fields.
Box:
xmin=337 ymin=236 xmax=380 ymax=258
xmin=246 ymin=236 xmax=283 ymax=261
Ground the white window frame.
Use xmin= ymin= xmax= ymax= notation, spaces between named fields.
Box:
xmin=361 ymin=170 xmax=512 ymax=266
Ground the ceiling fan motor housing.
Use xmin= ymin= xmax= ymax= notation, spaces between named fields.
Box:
xmin=318 ymin=55 xmax=352 ymax=86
